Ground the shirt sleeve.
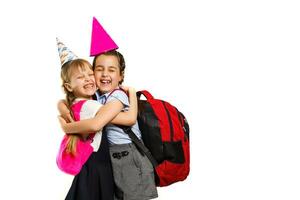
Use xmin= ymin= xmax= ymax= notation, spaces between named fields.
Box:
xmin=80 ymin=100 xmax=103 ymax=120
xmin=106 ymin=90 xmax=129 ymax=110
xmin=80 ymin=100 xmax=103 ymax=152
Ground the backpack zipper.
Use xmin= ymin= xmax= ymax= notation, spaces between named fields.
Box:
xmin=162 ymin=101 xmax=174 ymax=142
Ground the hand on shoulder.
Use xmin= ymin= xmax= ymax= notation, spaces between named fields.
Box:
xmin=120 ymin=85 xmax=136 ymax=93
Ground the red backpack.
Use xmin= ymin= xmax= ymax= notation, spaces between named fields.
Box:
xmin=121 ymin=90 xmax=190 ymax=187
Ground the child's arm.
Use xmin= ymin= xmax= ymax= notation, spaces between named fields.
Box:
xmin=57 ymin=100 xmax=74 ymax=123
xmin=110 ymin=87 xmax=138 ymax=126
xmin=60 ymin=99 xmax=124 ymax=134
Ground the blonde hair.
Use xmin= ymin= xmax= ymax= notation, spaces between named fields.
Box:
xmin=61 ymin=59 xmax=93 ymax=155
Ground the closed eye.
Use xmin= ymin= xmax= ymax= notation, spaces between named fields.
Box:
xmin=94 ymin=66 xmax=104 ymax=71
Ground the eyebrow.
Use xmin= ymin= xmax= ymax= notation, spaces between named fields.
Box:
xmin=108 ymin=66 xmax=118 ymax=70
xmin=95 ymin=65 xmax=118 ymax=69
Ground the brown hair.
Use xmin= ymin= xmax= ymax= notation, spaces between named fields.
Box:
xmin=61 ymin=59 xmax=93 ymax=155
xmin=92 ymin=50 xmax=126 ymax=84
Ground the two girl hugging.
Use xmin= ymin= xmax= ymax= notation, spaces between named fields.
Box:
xmin=57 ymin=47 xmax=158 ymax=200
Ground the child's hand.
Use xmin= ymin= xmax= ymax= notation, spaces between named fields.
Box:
xmin=57 ymin=99 xmax=74 ymax=122
xmin=58 ymin=115 xmax=67 ymax=132
xmin=119 ymin=85 xmax=129 ymax=92
xmin=61 ymin=112 xmax=74 ymax=123
xmin=129 ymin=87 xmax=136 ymax=93
xmin=120 ymin=85 xmax=136 ymax=93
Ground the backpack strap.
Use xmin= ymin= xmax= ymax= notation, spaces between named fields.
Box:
xmin=109 ymin=89 xmax=157 ymax=166
xmin=119 ymin=125 xmax=158 ymax=167
xmin=137 ymin=90 xmax=154 ymax=100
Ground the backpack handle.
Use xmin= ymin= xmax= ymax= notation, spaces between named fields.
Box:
xmin=137 ymin=90 xmax=154 ymax=100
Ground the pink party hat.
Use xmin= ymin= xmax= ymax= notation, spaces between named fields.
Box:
xmin=90 ymin=17 xmax=118 ymax=56
xmin=56 ymin=38 xmax=78 ymax=67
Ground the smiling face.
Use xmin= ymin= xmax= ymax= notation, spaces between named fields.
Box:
xmin=93 ymin=54 xmax=124 ymax=94
xmin=64 ymin=64 xmax=96 ymax=99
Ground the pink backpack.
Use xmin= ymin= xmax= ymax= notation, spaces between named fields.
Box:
xmin=56 ymin=100 xmax=94 ymax=175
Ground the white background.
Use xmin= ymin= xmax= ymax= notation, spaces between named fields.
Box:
xmin=0 ymin=0 xmax=300 ymax=199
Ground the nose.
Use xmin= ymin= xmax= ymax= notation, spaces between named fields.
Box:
xmin=102 ymin=69 xmax=108 ymax=77
xmin=84 ymin=74 xmax=92 ymax=81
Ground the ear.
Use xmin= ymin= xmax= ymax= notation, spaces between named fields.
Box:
xmin=64 ymin=83 xmax=73 ymax=92
xmin=119 ymin=71 xmax=125 ymax=83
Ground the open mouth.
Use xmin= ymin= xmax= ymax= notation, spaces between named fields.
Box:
xmin=100 ymin=80 xmax=111 ymax=85
xmin=83 ymin=83 xmax=95 ymax=89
